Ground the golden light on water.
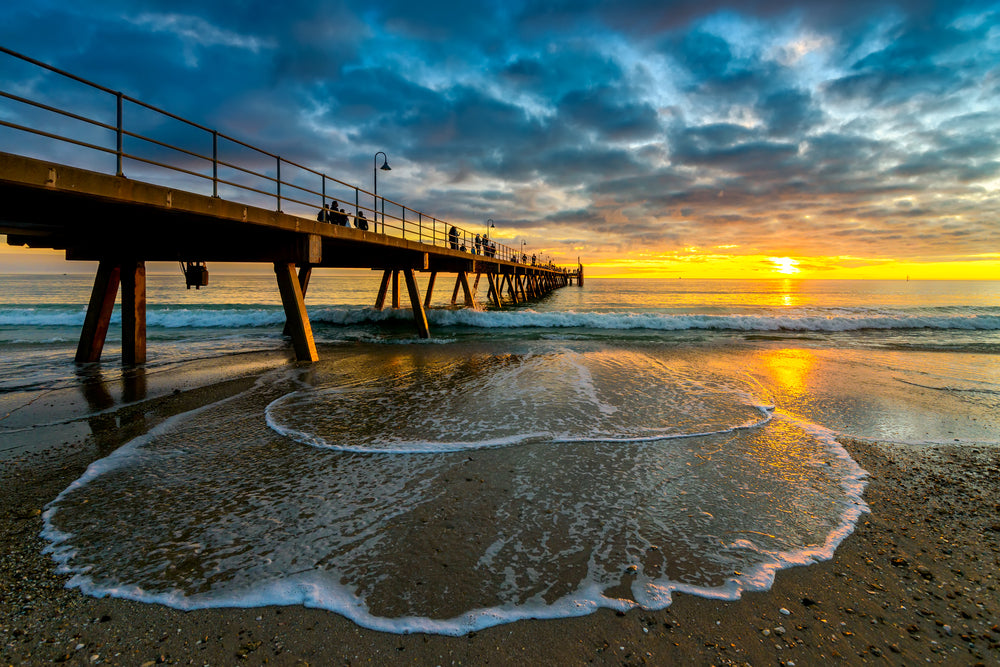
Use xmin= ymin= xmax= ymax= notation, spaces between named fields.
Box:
xmin=760 ymin=349 xmax=817 ymax=399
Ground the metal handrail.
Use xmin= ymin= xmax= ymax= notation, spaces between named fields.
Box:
xmin=0 ymin=45 xmax=569 ymax=271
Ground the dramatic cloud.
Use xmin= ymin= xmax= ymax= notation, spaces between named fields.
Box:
xmin=2 ymin=0 xmax=998 ymax=275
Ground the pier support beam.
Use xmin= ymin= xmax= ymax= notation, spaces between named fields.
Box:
xmin=374 ymin=269 xmax=391 ymax=310
xmin=486 ymin=272 xmax=502 ymax=309
xmin=121 ymin=260 xmax=147 ymax=366
xmin=424 ymin=271 xmax=437 ymax=308
xmin=403 ymin=269 xmax=430 ymax=339
xmin=391 ymin=270 xmax=401 ymax=309
xmin=274 ymin=262 xmax=318 ymax=362
xmin=76 ymin=260 xmax=121 ymax=363
xmin=458 ymin=271 xmax=476 ymax=308
xmin=282 ymin=264 xmax=312 ymax=336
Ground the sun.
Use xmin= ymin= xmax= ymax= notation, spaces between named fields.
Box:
xmin=769 ymin=257 xmax=800 ymax=274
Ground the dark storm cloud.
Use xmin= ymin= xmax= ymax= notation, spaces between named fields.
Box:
xmin=2 ymin=0 xmax=998 ymax=265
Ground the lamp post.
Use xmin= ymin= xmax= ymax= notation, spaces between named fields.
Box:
xmin=373 ymin=151 xmax=391 ymax=233
xmin=521 ymin=239 xmax=526 ymax=263
xmin=485 ymin=219 xmax=495 ymax=259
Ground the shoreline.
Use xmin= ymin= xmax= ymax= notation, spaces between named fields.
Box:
xmin=2 ymin=361 xmax=998 ymax=665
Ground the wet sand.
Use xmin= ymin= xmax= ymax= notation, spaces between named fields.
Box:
xmin=2 ymin=359 xmax=999 ymax=665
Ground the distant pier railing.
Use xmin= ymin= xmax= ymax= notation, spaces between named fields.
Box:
xmin=0 ymin=46 xmax=556 ymax=268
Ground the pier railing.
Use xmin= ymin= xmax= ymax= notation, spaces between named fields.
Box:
xmin=0 ymin=46 xmax=566 ymax=271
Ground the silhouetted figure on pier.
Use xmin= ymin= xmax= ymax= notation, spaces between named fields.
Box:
xmin=318 ymin=203 xmax=332 ymax=222
xmin=474 ymin=234 xmax=482 ymax=255
xmin=329 ymin=200 xmax=348 ymax=226
xmin=356 ymin=210 xmax=369 ymax=231
xmin=449 ymin=226 xmax=459 ymax=250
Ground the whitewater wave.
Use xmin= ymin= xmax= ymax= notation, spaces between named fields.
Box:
xmin=3 ymin=306 xmax=998 ymax=332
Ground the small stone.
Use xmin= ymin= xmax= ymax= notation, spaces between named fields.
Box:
xmin=889 ymin=643 xmax=901 ymax=653
xmin=916 ymin=565 xmax=934 ymax=580
xmin=761 ymin=628 xmax=771 ymax=636
xmin=779 ymin=607 xmax=791 ymax=615
xmin=801 ymin=597 xmax=818 ymax=607
xmin=943 ymin=624 xmax=953 ymax=636
xmin=890 ymin=556 xmax=908 ymax=567
xmin=774 ymin=626 xmax=786 ymax=636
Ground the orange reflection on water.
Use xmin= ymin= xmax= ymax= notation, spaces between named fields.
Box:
xmin=759 ymin=348 xmax=817 ymax=399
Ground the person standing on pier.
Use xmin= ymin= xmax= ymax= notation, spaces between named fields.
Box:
xmin=475 ymin=233 xmax=482 ymax=255
xmin=449 ymin=226 xmax=459 ymax=250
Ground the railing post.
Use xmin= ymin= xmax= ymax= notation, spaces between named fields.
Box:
xmin=115 ymin=92 xmax=123 ymax=177
xmin=212 ymin=130 xmax=218 ymax=197
xmin=419 ymin=213 xmax=423 ymax=244
xmin=355 ymin=188 xmax=359 ymax=225
xmin=321 ymin=174 xmax=326 ymax=207
xmin=401 ymin=209 xmax=406 ymax=239
xmin=276 ymin=157 xmax=281 ymax=211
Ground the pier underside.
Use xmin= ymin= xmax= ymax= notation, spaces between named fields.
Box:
xmin=2 ymin=153 xmax=581 ymax=364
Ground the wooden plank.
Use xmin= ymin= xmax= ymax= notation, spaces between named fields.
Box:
xmin=121 ymin=260 xmax=147 ymax=366
xmin=403 ymin=268 xmax=430 ymax=339
xmin=458 ymin=271 xmax=477 ymax=308
xmin=274 ymin=262 xmax=318 ymax=362
xmin=424 ymin=271 xmax=437 ymax=308
xmin=75 ymin=260 xmax=121 ymax=363
xmin=374 ymin=269 xmax=391 ymax=309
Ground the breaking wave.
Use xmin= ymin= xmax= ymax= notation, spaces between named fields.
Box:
xmin=2 ymin=306 xmax=997 ymax=332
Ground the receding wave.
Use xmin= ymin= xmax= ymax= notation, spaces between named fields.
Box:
xmin=42 ymin=352 xmax=868 ymax=636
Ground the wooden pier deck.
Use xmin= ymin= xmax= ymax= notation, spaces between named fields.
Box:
xmin=1 ymin=152 xmax=580 ymax=364
xmin=0 ymin=46 xmax=582 ymax=365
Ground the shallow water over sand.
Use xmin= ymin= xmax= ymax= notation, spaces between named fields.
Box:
xmin=6 ymin=275 xmax=996 ymax=633
xmin=43 ymin=343 xmax=868 ymax=634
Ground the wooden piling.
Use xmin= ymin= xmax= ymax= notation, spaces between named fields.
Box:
xmin=457 ymin=271 xmax=477 ymax=308
xmin=375 ymin=269 xmax=391 ymax=310
xmin=121 ymin=260 xmax=147 ymax=366
xmin=403 ymin=268 xmax=430 ymax=339
xmin=424 ymin=271 xmax=437 ymax=308
xmin=282 ymin=264 xmax=312 ymax=335
xmin=274 ymin=262 xmax=318 ymax=362
xmin=76 ymin=260 xmax=121 ymax=363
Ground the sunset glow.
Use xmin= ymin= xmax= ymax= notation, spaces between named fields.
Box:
xmin=769 ymin=258 xmax=800 ymax=275
xmin=1 ymin=2 xmax=999 ymax=279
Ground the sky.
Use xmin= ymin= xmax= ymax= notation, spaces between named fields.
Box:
xmin=1 ymin=0 xmax=999 ymax=279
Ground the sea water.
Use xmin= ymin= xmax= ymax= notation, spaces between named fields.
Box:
xmin=2 ymin=273 xmax=998 ymax=634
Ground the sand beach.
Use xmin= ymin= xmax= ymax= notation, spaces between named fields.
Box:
xmin=2 ymin=353 xmax=998 ymax=666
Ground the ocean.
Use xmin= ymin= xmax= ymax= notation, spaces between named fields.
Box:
xmin=2 ymin=273 xmax=998 ymax=634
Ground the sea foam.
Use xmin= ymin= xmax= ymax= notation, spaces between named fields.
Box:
xmin=42 ymin=347 xmax=868 ymax=635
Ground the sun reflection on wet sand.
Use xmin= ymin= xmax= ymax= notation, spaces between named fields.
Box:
xmin=758 ymin=348 xmax=817 ymax=400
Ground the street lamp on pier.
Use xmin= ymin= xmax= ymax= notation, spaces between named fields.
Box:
xmin=373 ymin=151 xmax=391 ymax=233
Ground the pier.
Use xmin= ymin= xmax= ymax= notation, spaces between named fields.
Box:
xmin=0 ymin=47 xmax=582 ymax=365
